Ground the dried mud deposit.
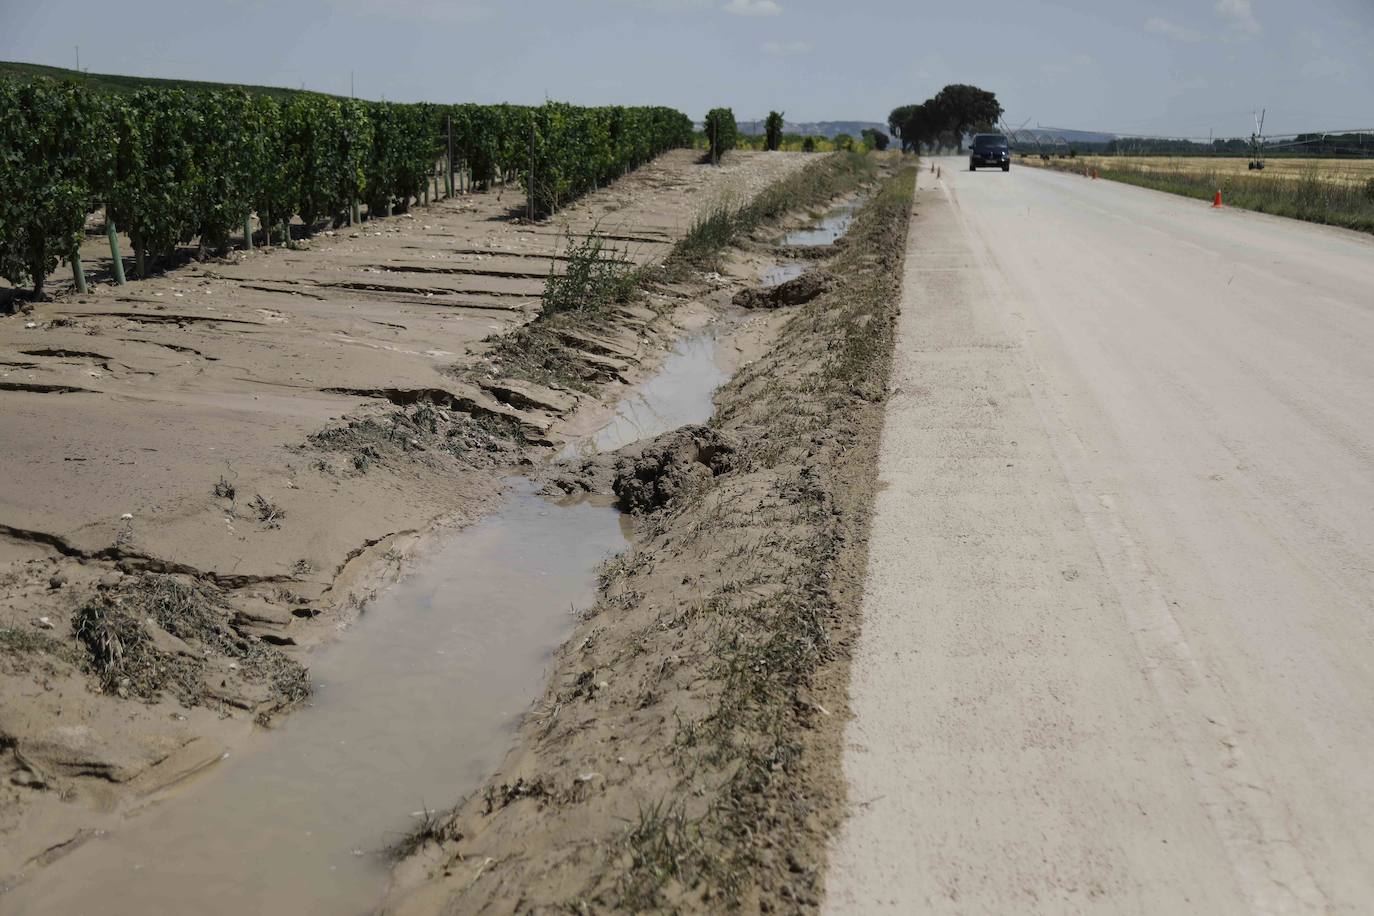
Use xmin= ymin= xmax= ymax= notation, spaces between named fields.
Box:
xmin=385 ymin=163 xmax=916 ymax=914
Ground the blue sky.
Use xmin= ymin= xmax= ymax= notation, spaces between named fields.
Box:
xmin=2 ymin=0 xmax=1371 ymax=137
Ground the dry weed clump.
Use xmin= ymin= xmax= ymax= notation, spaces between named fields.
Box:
xmin=307 ymin=400 xmax=523 ymax=473
xmin=71 ymin=575 xmax=308 ymax=708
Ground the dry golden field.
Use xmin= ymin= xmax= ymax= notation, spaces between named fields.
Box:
xmin=1040 ymin=155 xmax=1374 ymax=186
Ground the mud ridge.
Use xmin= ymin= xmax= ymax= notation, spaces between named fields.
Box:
xmin=115 ymin=338 xmax=219 ymax=359
xmin=399 ymin=246 xmax=635 ymax=265
xmin=322 ymin=281 xmax=536 ymax=299
xmin=0 ymin=382 xmax=95 ymax=394
xmin=369 ymin=264 xmax=551 ymax=280
xmin=19 ymin=348 xmax=114 ymax=360
xmin=0 ymin=523 xmax=295 ymax=589
xmin=237 ymin=284 xmax=328 ymax=300
xmin=72 ymin=310 xmax=266 ymax=327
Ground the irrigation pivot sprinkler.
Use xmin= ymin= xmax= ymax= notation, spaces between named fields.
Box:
xmin=1248 ymin=109 xmax=1267 ymax=171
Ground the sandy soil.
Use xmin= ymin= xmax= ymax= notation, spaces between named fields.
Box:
xmin=826 ymin=159 xmax=1374 ymax=911
xmin=0 ymin=149 xmax=813 ymax=886
xmin=380 ymin=160 xmax=914 ymax=914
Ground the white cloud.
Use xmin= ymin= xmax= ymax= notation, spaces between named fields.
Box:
xmin=1145 ymin=17 xmax=1204 ymax=43
xmin=762 ymin=40 xmax=811 ymax=55
xmin=1215 ymin=0 xmax=1260 ymax=38
xmin=723 ymin=0 xmax=781 ymax=16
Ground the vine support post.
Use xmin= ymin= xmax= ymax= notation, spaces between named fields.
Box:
xmin=70 ymin=249 xmax=87 ymax=295
xmin=243 ymin=214 xmax=253 ymax=252
xmin=135 ymin=242 xmax=146 ymax=280
xmin=105 ymin=214 xmax=126 ymax=285
xmin=352 ymin=200 xmax=361 ymax=225
xmin=527 ymin=118 xmax=536 ymax=221
xmin=446 ymin=114 xmax=455 ymax=199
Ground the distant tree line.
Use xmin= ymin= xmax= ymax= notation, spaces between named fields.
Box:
xmin=888 ymin=84 xmax=1003 ymax=153
xmin=1071 ymin=132 xmax=1374 ymax=159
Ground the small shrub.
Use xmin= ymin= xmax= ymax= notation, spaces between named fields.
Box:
xmin=541 ymin=230 xmax=636 ymax=316
xmin=764 ymin=111 xmax=784 ymax=152
xmin=703 ymin=108 xmax=737 ymax=164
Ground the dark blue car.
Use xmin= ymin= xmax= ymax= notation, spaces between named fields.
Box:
xmin=969 ymin=133 xmax=1011 ymax=172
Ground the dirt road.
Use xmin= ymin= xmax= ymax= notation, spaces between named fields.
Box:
xmin=827 ymin=160 xmax=1374 ymax=912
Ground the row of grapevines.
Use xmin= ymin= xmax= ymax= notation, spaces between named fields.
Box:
xmin=0 ymin=78 xmax=694 ymax=297
xmin=526 ymin=103 xmax=695 ymax=215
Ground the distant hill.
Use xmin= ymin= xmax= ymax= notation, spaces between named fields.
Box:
xmin=735 ymin=119 xmax=888 ymax=139
xmin=0 ymin=60 xmax=335 ymax=100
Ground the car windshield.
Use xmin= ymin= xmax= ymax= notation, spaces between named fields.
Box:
xmin=973 ymin=135 xmax=1008 ymax=148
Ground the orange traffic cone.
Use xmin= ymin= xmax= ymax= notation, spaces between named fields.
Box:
xmin=1091 ymin=168 xmax=1099 ymax=180
xmin=1212 ymin=189 xmax=1223 ymax=208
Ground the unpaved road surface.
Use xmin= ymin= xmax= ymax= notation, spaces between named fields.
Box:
xmin=828 ymin=160 xmax=1374 ymax=912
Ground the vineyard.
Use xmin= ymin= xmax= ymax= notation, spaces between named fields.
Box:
xmin=0 ymin=79 xmax=694 ymax=297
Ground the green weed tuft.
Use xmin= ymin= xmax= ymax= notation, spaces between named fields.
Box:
xmin=541 ymin=230 xmax=638 ymax=317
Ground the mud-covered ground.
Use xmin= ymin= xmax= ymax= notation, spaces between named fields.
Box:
xmin=383 ymin=161 xmax=917 ymax=914
xmin=0 ymin=150 xmax=819 ymax=885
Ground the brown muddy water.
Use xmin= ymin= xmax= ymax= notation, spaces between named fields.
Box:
xmin=558 ymin=324 xmax=729 ymax=459
xmin=784 ymin=198 xmax=863 ymax=247
xmin=8 ymin=484 xmax=629 ymax=916
xmin=761 ymin=262 xmax=806 ymax=287
xmin=9 ymin=327 xmax=729 ymax=916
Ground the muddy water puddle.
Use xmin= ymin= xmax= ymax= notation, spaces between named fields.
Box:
xmin=559 ymin=324 xmax=728 ymax=459
xmin=9 ymin=484 xmax=628 ymax=916
xmin=12 ymin=326 xmax=731 ymax=915
xmin=762 ymin=262 xmax=805 ymax=287
xmin=784 ymin=198 xmax=864 ymax=247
